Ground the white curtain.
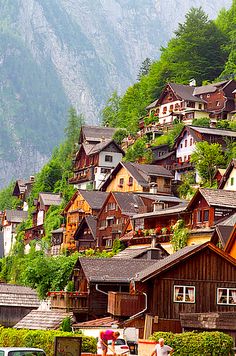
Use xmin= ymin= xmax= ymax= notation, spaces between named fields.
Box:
xmin=217 ymin=288 xmax=224 ymax=303
xmin=175 ymin=287 xmax=180 ymax=301
xmin=187 ymin=287 xmax=195 ymax=302
xmin=231 ymin=290 xmax=236 ymax=304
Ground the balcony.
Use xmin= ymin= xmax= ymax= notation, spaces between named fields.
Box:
xmin=69 ymin=167 xmax=94 ymax=184
xmin=108 ymin=292 xmax=145 ymax=317
xmin=172 ymin=161 xmax=193 ymax=170
xmin=49 ymin=291 xmax=88 ymax=313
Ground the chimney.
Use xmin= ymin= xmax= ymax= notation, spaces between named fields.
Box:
xmin=29 ymin=176 xmax=35 ymax=182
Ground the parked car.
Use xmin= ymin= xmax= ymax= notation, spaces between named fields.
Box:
xmin=97 ymin=338 xmax=130 ymax=355
xmin=0 ymin=348 xmax=46 ymax=356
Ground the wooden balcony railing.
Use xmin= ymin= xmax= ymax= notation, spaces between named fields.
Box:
xmin=49 ymin=291 xmax=88 ymax=313
xmin=108 ymin=292 xmax=145 ymax=317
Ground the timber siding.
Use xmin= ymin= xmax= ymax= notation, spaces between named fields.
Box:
xmin=144 ymin=247 xmax=236 ymax=332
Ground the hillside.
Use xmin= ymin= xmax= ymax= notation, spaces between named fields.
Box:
xmin=0 ymin=0 xmax=232 ymax=188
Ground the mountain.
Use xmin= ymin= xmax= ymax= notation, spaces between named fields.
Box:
xmin=0 ymin=0 xmax=232 ymax=188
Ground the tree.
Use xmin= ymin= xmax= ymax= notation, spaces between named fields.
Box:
xmin=190 ymin=141 xmax=225 ymax=186
xmin=192 ymin=117 xmax=210 ymax=127
xmin=64 ymin=107 xmax=84 ymax=153
xmin=137 ymin=58 xmax=152 ymax=81
xmin=102 ymin=91 xmax=121 ymax=127
xmin=113 ymin=128 xmax=129 ymax=145
xmin=171 ymin=219 xmax=189 ymax=252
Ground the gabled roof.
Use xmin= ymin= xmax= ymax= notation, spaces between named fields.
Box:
xmin=63 ymin=190 xmax=109 ymax=213
xmin=0 ymin=284 xmax=39 ymax=307
xmin=112 ymin=244 xmax=169 ymax=260
xmin=188 ymin=188 xmax=236 ymax=210
xmin=80 ymin=140 xmax=124 ymax=157
xmin=135 ymin=242 xmax=236 ymax=282
xmin=219 ymin=159 xmax=236 ymax=189
xmin=173 ymin=125 xmax=236 ymax=149
xmin=132 ymin=203 xmax=188 ymax=220
xmin=74 ymin=215 xmax=97 ymax=241
xmin=79 ymin=125 xmax=117 ymax=144
xmin=113 ymin=192 xmax=146 ymax=216
xmin=38 ymin=193 xmax=62 ymax=207
xmin=168 ymin=83 xmax=206 ymax=103
xmin=5 ymin=209 xmax=28 ymax=223
xmin=78 ymin=258 xmax=155 ymax=283
xmin=12 ymin=179 xmax=27 ymax=196
xmin=211 ymin=225 xmax=234 ymax=248
xmin=193 ymin=80 xmax=232 ymax=95
xmin=145 ymin=99 xmax=159 ymax=110
xmin=100 ymin=162 xmax=173 ymax=191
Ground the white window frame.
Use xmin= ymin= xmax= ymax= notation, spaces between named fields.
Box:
xmin=217 ymin=288 xmax=236 ymax=305
xmin=105 ymin=239 xmax=112 ymax=248
xmin=174 ymin=285 xmax=195 ymax=303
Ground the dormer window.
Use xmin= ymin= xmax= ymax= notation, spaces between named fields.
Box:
xmin=105 ymin=155 xmax=113 ymax=162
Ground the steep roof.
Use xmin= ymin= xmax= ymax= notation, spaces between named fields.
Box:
xmin=79 ymin=190 xmax=109 ymax=210
xmin=168 ymin=83 xmax=205 ymax=103
xmin=219 ymin=159 xmax=236 ymax=189
xmin=113 ymin=192 xmax=146 ymax=215
xmin=193 ymin=80 xmax=231 ymax=95
xmin=79 ymin=126 xmax=117 ymax=144
xmin=100 ymin=162 xmax=173 ymax=191
xmin=14 ymin=310 xmax=71 ymax=330
xmin=78 ymin=258 xmax=155 ymax=283
xmin=39 ymin=193 xmax=62 ymax=207
xmin=188 ymin=188 xmax=236 ymax=209
xmin=135 ymin=242 xmax=236 ymax=282
xmin=0 ymin=284 xmax=39 ymax=308
xmin=5 ymin=210 xmax=28 ymax=223
xmin=81 ymin=140 xmax=124 ymax=156
xmin=74 ymin=215 xmax=97 ymax=240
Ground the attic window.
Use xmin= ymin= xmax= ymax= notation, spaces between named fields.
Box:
xmin=105 ymin=155 xmax=113 ymax=162
xmin=174 ymin=285 xmax=195 ymax=303
xmin=128 ymin=177 xmax=133 ymax=186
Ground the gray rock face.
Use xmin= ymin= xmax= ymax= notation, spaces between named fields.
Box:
xmin=0 ymin=0 xmax=231 ymax=187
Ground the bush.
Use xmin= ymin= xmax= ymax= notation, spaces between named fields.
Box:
xmin=0 ymin=327 xmax=96 ymax=355
xmin=149 ymin=331 xmax=234 ymax=355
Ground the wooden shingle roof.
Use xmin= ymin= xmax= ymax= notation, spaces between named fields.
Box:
xmin=5 ymin=210 xmax=28 ymax=223
xmin=14 ymin=310 xmax=71 ymax=330
xmin=0 ymin=284 xmax=39 ymax=308
xmin=39 ymin=193 xmax=62 ymax=207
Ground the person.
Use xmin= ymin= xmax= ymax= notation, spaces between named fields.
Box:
xmin=151 ymin=338 xmax=173 ymax=356
xmin=99 ymin=330 xmax=120 ymax=356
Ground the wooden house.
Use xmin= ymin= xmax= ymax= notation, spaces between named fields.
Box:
xmin=49 ymin=258 xmax=154 ymax=322
xmin=62 ymin=190 xmax=108 ymax=251
xmin=151 ymin=145 xmax=176 ymax=171
xmin=194 ymin=80 xmax=236 ymax=121
xmin=107 ymin=243 xmax=236 ymax=341
xmin=100 ymin=162 xmax=173 ymax=195
xmin=1 ymin=210 xmax=28 ymax=256
xmin=0 ymin=284 xmax=39 ymax=327
xmin=24 ymin=192 xmax=62 ymax=247
xmin=96 ymin=192 xmax=151 ymax=249
xmin=51 ymin=226 xmax=66 ymax=256
xmin=69 ymin=126 xmax=124 ymax=190
xmin=224 ymin=225 xmax=236 ymax=259
xmin=187 ymin=188 xmax=236 ymax=230
xmin=12 ymin=176 xmax=35 ymax=211
xmin=219 ymin=159 xmax=236 ymax=191
xmin=74 ymin=215 xmax=97 ymax=251
xmin=172 ymin=126 xmax=236 ymax=181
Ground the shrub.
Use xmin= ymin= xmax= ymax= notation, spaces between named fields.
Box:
xmin=149 ymin=331 xmax=233 ymax=356
xmin=0 ymin=327 xmax=96 ymax=355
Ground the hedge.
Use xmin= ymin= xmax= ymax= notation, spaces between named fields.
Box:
xmin=149 ymin=331 xmax=234 ymax=356
xmin=0 ymin=327 xmax=97 ymax=355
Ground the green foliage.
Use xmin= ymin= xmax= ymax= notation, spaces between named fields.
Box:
xmin=190 ymin=141 xmax=225 ymax=186
xmin=192 ymin=117 xmax=210 ymax=127
xmin=171 ymin=219 xmax=189 ymax=252
xmin=102 ymin=91 xmax=122 ymax=128
xmin=0 ymin=182 xmax=20 ymax=210
xmin=149 ymin=331 xmax=233 ymax=356
xmin=216 ymin=120 xmax=230 ymax=129
xmin=152 ymin=123 xmax=184 ymax=148
xmin=60 ymin=317 xmax=72 ymax=332
xmin=65 ymin=280 xmax=75 ymax=292
xmin=112 ymin=238 xmax=125 ymax=254
xmin=0 ymin=327 xmax=97 ymax=355
xmin=124 ymin=137 xmax=153 ymax=163
xmin=113 ymin=128 xmax=129 ymax=145
xmin=177 ymin=172 xmax=196 ymax=200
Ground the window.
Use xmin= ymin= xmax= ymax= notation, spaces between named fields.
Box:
xmin=190 ymin=138 xmax=193 ymax=146
xmin=163 ymin=106 xmax=167 ymax=114
xmin=216 ymin=101 xmax=220 ymax=107
xmin=199 ymin=104 xmax=202 ymax=110
xmin=217 ymin=288 xmax=236 ymax=305
xmin=105 ymin=239 xmax=113 ymax=248
xmin=231 ymin=177 xmax=234 ymax=186
xmin=197 ymin=210 xmax=202 ymax=223
xmin=174 ymin=285 xmax=195 ymax=303
xmin=180 ymin=144 xmax=183 ymax=148
xmin=185 ymin=139 xmax=187 ymax=147
xmin=128 ymin=176 xmax=133 ymax=186
xmin=107 ymin=202 xmax=116 ymax=210
xmin=119 ymin=178 xmax=124 ymax=187
xmin=170 ymin=104 xmax=173 ymax=111
xmin=203 ymin=210 xmax=209 ymax=222
xmin=105 ymin=155 xmax=113 ymax=162
xmin=101 ymin=168 xmax=111 ymax=174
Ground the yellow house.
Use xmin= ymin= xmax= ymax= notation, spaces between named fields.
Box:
xmin=100 ymin=162 xmax=173 ymax=195
xmin=62 ymin=190 xmax=108 ymax=251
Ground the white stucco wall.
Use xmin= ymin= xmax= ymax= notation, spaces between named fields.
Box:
xmin=176 ymin=131 xmax=195 ymax=161
xmin=98 ymin=151 xmax=123 ymax=168
xmin=223 ymin=168 xmax=236 ymax=191
xmin=3 ymin=225 xmax=15 ymax=256
xmin=37 ymin=210 xmax=44 ymax=226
